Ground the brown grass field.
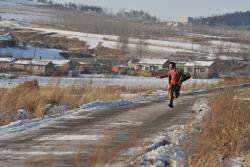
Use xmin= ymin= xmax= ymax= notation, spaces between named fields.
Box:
xmin=0 ymin=80 xmax=151 ymax=126
xmin=188 ymin=88 xmax=250 ymax=167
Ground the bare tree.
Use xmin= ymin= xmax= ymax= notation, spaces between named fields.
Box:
xmin=117 ymin=35 xmax=129 ymax=55
xmin=136 ymin=38 xmax=148 ymax=58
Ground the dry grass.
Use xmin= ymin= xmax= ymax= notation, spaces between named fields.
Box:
xmin=0 ymin=81 xmax=152 ymax=126
xmin=217 ymin=76 xmax=250 ymax=87
xmin=182 ymin=76 xmax=250 ymax=92
xmin=181 ymin=82 xmax=216 ymax=92
xmin=188 ymin=89 xmax=250 ymax=167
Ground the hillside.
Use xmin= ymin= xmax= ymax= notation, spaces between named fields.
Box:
xmin=192 ymin=11 xmax=250 ymax=28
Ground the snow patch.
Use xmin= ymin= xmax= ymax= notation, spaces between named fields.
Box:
xmin=0 ymin=150 xmax=77 ymax=156
xmin=192 ymin=98 xmax=210 ymax=124
xmin=36 ymin=134 xmax=102 ymax=141
xmin=137 ymin=98 xmax=210 ymax=167
xmin=140 ymin=125 xmax=187 ymax=167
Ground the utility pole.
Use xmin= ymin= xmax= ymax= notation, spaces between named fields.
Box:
xmin=84 ymin=30 xmax=89 ymax=54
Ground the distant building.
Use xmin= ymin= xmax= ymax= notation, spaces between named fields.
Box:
xmin=12 ymin=59 xmax=31 ymax=72
xmin=13 ymin=59 xmax=55 ymax=76
xmin=175 ymin=61 xmax=187 ymax=70
xmin=184 ymin=61 xmax=217 ymax=79
xmin=70 ymin=53 xmax=95 ymax=64
xmin=31 ymin=60 xmax=55 ymax=76
xmin=0 ymin=33 xmax=16 ymax=48
xmin=75 ymin=61 xmax=96 ymax=73
xmin=0 ymin=57 xmax=15 ymax=71
xmin=179 ymin=17 xmax=193 ymax=25
xmin=128 ymin=58 xmax=169 ymax=72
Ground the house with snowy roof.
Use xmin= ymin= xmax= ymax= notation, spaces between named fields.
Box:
xmin=51 ymin=59 xmax=73 ymax=76
xmin=0 ymin=57 xmax=16 ymax=71
xmin=13 ymin=59 xmax=55 ymax=76
xmin=128 ymin=58 xmax=169 ymax=72
xmin=184 ymin=61 xmax=217 ymax=79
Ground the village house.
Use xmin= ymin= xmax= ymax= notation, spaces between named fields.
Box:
xmin=175 ymin=61 xmax=186 ymax=70
xmin=0 ymin=33 xmax=17 ymax=48
xmin=31 ymin=60 xmax=55 ymax=76
xmin=70 ymin=53 xmax=95 ymax=64
xmin=75 ymin=61 xmax=96 ymax=73
xmin=0 ymin=57 xmax=15 ymax=71
xmin=12 ymin=59 xmax=31 ymax=72
xmin=128 ymin=58 xmax=169 ymax=72
xmin=70 ymin=53 xmax=97 ymax=73
xmin=13 ymin=59 xmax=55 ymax=76
xmin=184 ymin=61 xmax=217 ymax=79
xmin=52 ymin=59 xmax=73 ymax=75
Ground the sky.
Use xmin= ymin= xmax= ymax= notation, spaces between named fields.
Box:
xmin=54 ymin=0 xmax=250 ymax=21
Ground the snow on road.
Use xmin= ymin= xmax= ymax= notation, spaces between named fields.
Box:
xmin=0 ymin=99 xmax=135 ymax=140
xmin=0 ymin=91 xmax=165 ymax=140
xmin=138 ymin=98 xmax=210 ymax=167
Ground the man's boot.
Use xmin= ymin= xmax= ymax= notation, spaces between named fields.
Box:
xmin=169 ymin=99 xmax=174 ymax=108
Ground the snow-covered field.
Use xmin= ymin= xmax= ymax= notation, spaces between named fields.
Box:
xmin=0 ymin=73 xmax=220 ymax=89
xmin=22 ymin=26 xmax=195 ymax=53
xmin=0 ymin=47 xmax=64 ymax=60
xmin=0 ymin=0 xmax=47 ymax=22
xmin=0 ymin=20 xmax=247 ymax=60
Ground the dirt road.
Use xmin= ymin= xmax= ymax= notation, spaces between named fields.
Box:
xmin=0 ymin=83 xmax=249 ymax=167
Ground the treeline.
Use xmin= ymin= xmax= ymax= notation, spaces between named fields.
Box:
xmin=117 ymin=10 xmax=158 ymax=23
xmin=47 ymin=0 xmax=103 ymax=13
xmin=45 ymin=0 xmax=158 ymax=23
xmin=192 ymin=11 xmax=250 ymax=28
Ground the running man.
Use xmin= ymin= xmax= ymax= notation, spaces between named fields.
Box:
xmin=167 ymin=62 xmax=183 ymax=108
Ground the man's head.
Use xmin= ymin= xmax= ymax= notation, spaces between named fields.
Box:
xmin=169 ymin=62 xmax=176 ymax=70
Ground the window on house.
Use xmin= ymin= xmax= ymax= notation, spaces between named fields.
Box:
xmin=187 ymin=67 xmax=192 ymax=72
xmin=200 ymin=68 xmax=206 ymax=72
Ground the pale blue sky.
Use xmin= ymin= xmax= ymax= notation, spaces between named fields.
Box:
xmin=55 ymin=0 xmax=250 ymax=20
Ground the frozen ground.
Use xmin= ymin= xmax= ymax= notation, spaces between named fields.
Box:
xmin=0 ymin=73 xmax=221 ymax=89
xmin=0 ymin=0 xmax=47 ymax=22
xmin=0 ymin=47 xmax=64 ymax=60
xmin=22 ymin=26 xmax=195 ymax=53
xmin=0 ymin=99 xmax=138 ymax=140
xmin=137 ymin=98 xmax=210 ymax=167
xmin=0 ymin=86 xmax=199 ymax=166
xmin=0 ymin=80 xmax=246 ymax=166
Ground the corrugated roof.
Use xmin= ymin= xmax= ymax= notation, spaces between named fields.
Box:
xmin=52 ymin=59 xmax=70 ymax=66
xmin=0 ymin=57 xmax=15 ymax=63
xmin=14 ymin=59 xmax=52 ymax=66
xmin=32 ymin=60 xmax=52 ymax=66
xmin=14 ymin=60 xmax=31 ymax=65
xmin=184 ymin=61 xmax=214 ymax=67
xmin=78 ymin=62 xmax=91 ymax=65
